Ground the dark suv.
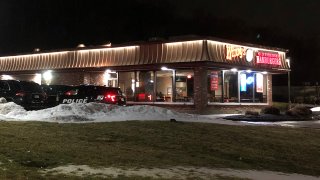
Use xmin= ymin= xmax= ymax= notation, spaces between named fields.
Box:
xmin=59 ymin=85 xmax=126 ymax=106
xmin=0 ymin=80 xmax=47 ymax=109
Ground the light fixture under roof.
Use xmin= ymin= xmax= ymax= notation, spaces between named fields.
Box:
xmin=161 ymin=66 xmax=169 ymax=71
xmin=230 ymin=68 xmax=237 ymax=72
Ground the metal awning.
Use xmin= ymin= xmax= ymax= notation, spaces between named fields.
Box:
xmin=0 ymin=39 xmax=289 ymax=72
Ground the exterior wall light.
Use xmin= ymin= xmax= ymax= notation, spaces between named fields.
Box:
xmin=231 ymin=68 xmax=237 ymax=72
xmin=286 ymin=58 xmax=291 ymax=68
xmin=34 ymin=73 xmax=42 ymax=85
xmin=161 ymin=66 xmax=174 ymax=71
xmin=161 ymin=66 xmax=169 ymax=71
xmin=43 ymin=70 xmax=52 ymax=85
xmin=1 ymin=75 xmax=14 ymax=80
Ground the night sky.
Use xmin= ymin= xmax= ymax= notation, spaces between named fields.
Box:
xmin=0 ymin=0 xmax=319 ymax=85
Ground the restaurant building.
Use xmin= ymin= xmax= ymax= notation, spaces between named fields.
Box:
xmin=0 ymin=37 xmax=290 ymax=111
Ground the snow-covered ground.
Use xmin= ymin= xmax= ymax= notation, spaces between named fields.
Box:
xmin=0 ymin=102 xmax=319 ymax=128
xmin=0 ymin=102 xmax=237 ymax=124
xmin=43 ymin=165 xmax=320 ymax=180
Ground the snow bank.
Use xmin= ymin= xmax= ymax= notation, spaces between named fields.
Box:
xmin=0 ymin=102 xmax=198 ymax=123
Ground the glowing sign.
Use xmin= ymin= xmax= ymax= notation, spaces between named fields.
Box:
xmin=256 ymin=51 xmax=281 ymax=66
xmin=256 ymin=73 xmax=263 ymax=93
xmin=226 ymin=45 xmax=254 ymax=63
xmin=226 ymin=45 xmax=245 ymax=60
xmin=210 ymin=71 xmax=219 ymax=91
xmin=240 ymin=74 xmax=247 ymax=92
xmin=246 ymin=76 xmax=254 ymax=85
xmin=246 ymin=49 xmax=254 ymax=62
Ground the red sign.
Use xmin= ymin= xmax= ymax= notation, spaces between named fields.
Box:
xmin=210 ymin=71 xmax=219 ymax=91
xmin=256 ymin=51 xmax=281 ymax=66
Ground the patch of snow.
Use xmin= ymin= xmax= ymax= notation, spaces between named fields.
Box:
xmin=311 ymin=107 xmax=320 ymax=112
xmin=43 ymin=165 xmax=320 ymax=180
xmin=0 ymin=102 xmax=207 ymax=123
xmin=0 ymin=97 xmax=7 ymax=103
xmin=0 ymin=102 xmax=319 ymax=128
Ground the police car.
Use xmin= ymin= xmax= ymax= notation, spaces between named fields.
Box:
xmin=59 ymin=85 xmax=126 ymax=106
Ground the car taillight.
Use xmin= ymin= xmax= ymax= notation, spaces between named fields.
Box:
xmin=105 ymin=94 xmax=116 ymax=102
xmin=65 ymin=90 xmax=76 ymax=96
xmin=65 ymin=91 xmax=72 ymax=96
xmin=16 ymin=91 xmax=26 ymax=97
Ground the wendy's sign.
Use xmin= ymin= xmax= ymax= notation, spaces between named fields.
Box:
xmin=225 ymin=45 xmax=254 ymax=62
xmin=225 ymin=45 xmax=282 ymax=66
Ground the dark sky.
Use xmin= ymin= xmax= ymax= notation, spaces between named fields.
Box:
xmin=0 ymin=0 xmax=319 ymax=84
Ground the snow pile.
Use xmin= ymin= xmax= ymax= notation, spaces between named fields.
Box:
xmin=0 ymin=102 xmax=198 ymax=123
xmin=0 ymin=97 xmax=7 ymax=103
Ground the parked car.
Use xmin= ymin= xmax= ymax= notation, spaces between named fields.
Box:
xmin=0 ymin=80 xmax=47 ymax=109
xmin=41 ymin=84 xmax=72 ymax=107
xmin=58 ymin=85 xmax=126 ymax=106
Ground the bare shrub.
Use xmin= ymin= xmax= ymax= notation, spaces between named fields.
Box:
xmin=261 ymin=106 xmax=280 ymax=115
xmin=286 ymin=105 xmax=312 ymax=117
xmin=245 ymin=110 xmax=259 ymax=116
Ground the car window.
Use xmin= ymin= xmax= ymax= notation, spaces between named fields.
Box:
xmin=8 ymin=81 xmax=21 ymax=91
xmin=20 ymin=82 xmax=42 ymax=92
xmin=0 ymin=81 xmax=9 ymax=90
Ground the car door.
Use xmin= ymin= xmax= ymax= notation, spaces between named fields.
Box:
xmin=0 ymin=81 xmax=11 ymax=100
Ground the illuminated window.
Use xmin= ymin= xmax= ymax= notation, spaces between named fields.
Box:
xmin=175 ymin=70 xmax=194 ymax=102
xmin=135 ymin=71 xmax=154 ymax=102
xmin=118 ymin=72 xmax=135 ymax=101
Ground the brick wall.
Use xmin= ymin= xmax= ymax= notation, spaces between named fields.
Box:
xmin=9 ymin=74 xmax=38 ymax=82
xmin=89 ymin=72 xmax=105 ymax=85
xmin=44 ymin=72 xmax=85 ymax=85
xmin=193 ymin=67 xmax=208 ymax=112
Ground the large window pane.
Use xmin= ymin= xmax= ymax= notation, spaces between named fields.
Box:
xmin=136 ymin=71 xmax=154 ymax=102
xmin=239 ymin=72 xmax=268 ymax=103
xmin=118 ymin=72 xmax=135 ymax=101
xmin=156 ymin=71 xmax=173 ymax=102
xmin=208 ymin=70 xmax=222 ymax=102
xmin=224 ymin=71 xmax=239 ymax=102
xmin=239 ymin=72 xmax=254 ymax=102
xmin=175 ymin=70 xmax=194 ymax=102
xmin=255 ymin=73 xmax=268 ymax=103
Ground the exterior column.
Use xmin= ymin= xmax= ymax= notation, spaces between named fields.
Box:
xmin=221 ymin=71 xmax=224 ymax=103
xmin=288 ymin=71 xmax=291 ymax=108
xmin=172 ymin=70 xmax=176 ymax=102
xmin=194 ymin=67 xmax=208 ymax=112
xmin=267 ymin=74 xmax=273 ymax=105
